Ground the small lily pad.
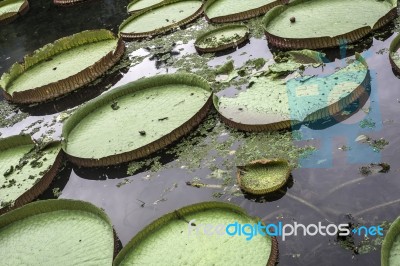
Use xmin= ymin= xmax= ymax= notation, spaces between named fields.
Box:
xmin=195 ymin=25 xmax=249 ymax=53
xmin=237 ymin=159 xmax=291 ymax=195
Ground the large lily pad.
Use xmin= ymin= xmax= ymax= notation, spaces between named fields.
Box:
xmin=237 ymin=159 xmax=291 ymax=195
xmin=263 ymin=0 xmax=397 ymax=49
xmin=0 ymin=29 xmax=125 ymax=104
xmin=214 ymin=53 xmax=369 ymax=131
xmin=119 ymin=0 xmax=203 ymax=40
xmin=382 ymin=216 xmax=400 ymax=266
xmin=389 ymin=34 xmax=400 ymax=75
xmin=0 ymin=0 xmax=29 ymax=25
xmin=114 ymin=202 xmax=278 ymax=266
xmin=127 ymin=0 xmax=164 ymax=13
xmin=62 ymin=73 xmax=212 ymax=167
xmin=195 ymin=24 xmax=249 ymax=53
xmin=204 ymin=0 xmax=285 ymax=23
xmin=0 ymin=199 xmax=115 ymax=265
xmin=0 ymin=135 xmax=62 ymax=214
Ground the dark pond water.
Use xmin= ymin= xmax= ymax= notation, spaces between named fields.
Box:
xmin=1 ymin=1 xmax=400 ymax=265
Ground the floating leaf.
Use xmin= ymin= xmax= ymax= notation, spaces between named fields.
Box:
xmin=0 ymin=29 xmax=125 ymax=104
xmin=127 ymin=0 xmax=164 ymax=13
xmin=114 ymin=202 xmax=278 ymax=266
xmin=119 ymin=0 xmax=203 ymax=40
xmin=0 ymin=0 xmax=28 ymax=25
xmin=237 ymin=159 xmax=291 ymax=195
xmin=204 ymin=0 xmax=286 ymax=23
xmin=389 ymin=33 xmax=400 ymax=75
xmin=0 ymin=199 xmax=115 ymax=265
xmin=381 ymin=216 xmax=400 ymax=266
xmin=263 ymin=0 xmax=397 ymax=49
xmin=195 ymin=25 xmax=249 ymax=53
xmin=0 ymin=135 xmax=62 ymax=214
xmin=214 ymin=53 xmax=369 ymax=131
xmin=62 ymin=73 xmax=212 ymax=167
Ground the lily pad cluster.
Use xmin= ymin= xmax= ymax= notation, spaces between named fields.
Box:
xmin=0 ymin=29 xmax=125 ymax=104
xmin=0 ymin=0 xmax=29 ymax=25
xmin=195 ymin=24 xmax=249 ymax=53
xmin=62 ymin=73 xmax=212 ymax=167
xmin=263 ymin=0 xmax=398 ymax=49
xmin=0 ymin=135 xmax=62 ymax=214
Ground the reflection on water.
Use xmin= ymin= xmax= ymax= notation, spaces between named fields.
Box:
xmin=0 ymin=1 xmax=400 ymax=265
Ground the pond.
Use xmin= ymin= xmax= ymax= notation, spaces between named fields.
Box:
xmin=1 ymin=0 xmax=400 ymax=265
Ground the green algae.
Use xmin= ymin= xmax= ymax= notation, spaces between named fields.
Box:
xmin=264 ymin=0 xmax=395 ymax=39
xmin=120 ymin=0 xmax=202 ymax=35
xmin=0 ymin=101 xmax=28 ymax=128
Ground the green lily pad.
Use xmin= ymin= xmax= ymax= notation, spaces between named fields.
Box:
xmin=119 ymin=0 xmax=203 ymax=40
xmin=0 ymin=135 xmax=62 ymax=214
xmin=382 ymin=216 xmax=400 ymax=266
xmin=214 ymin=53 xmax=369 ymax=131
xmin=0 ymin=29 xmax=125 ymax=104
xmin=53 ymin=0 xmax=89 ymax=5
xmin=62 ymin=73 xmax=212 ymax=167
xmin=195 ymin=25 xmax=249 ymax=53
xmin=237 ymin=159 xmax=291 ymax=195
xmin=389 ymin=34 xmax=400 ymax=75
xmin=204 ymin=0 xmax=285 ymax=23
xmin=0 ymin=199 xmax=115 ymax=265
xmin=263 ymin=0 xmax=397 ymax=49
xmin=114 ymin=202 xmax=278 ymax=265
xmin=0 ymin=0 xmax=29 ymax=25
xmin=127 ymin=0 xmax=164 ymax=13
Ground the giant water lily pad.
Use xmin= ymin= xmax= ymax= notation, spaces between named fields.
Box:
xmin=127 ymin=0 xmax=164 ymax=13
xmin=0 ymin=199 xmax=115 ymax=265
xmin=0 ymin=135 xmax=62 ymax=214
xmin=237 ymin=159 xmax=291 ymax=195
xmin=119 ymin=0 xmax=203 ymax=40
xmin=62 ymin=73 xmax=212 ymax=167
xmin=204 ymin=0 xmax=285 ymax=23
xmin=195 ymin=25 xmax=249 ymax=53
xmin=389 ymin=34 xmax=400 ymax=75
xmin=114 ymin=202 xmax=278 ymax=265
xmin=214 ymin=54 xmax=369 ymax=131
xmin=0 ymin=0 xmax=29 ymax=25
xmin=263 ymin=0 xmax=397 ymax=49
xmin=0 ymin=29 xmax=125 ymax=104
xmin=382 ymin=216 xmax=400 ymax=266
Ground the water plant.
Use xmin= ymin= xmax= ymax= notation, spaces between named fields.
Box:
xmin=381 ymin=216 xmax=400 ymax=266
xmin=0 ymin=0 xmax=28 ymax=25
xmin=389 ymin=33 xmax=400 ymax=75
